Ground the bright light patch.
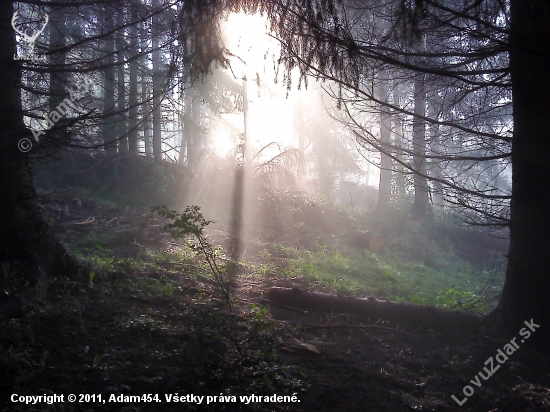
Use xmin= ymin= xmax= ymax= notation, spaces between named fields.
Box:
xmin=215 ymin=12 xmax=294 ymax=158
xmin=222 ymin=12 xmax=275 ymax=70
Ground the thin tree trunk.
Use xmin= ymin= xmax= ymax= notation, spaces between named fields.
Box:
xmin=186 ymin=92 xmax=196 ymax=170
xmin=116 ymin=8 xmax=128 ymax=153
xmin=411 ymin=75 xmax=430 ymax=219
xmin=49 ymin=6 xmax=66 ymax=113
xmin=128 ymin=5 xmax=139 ymax=155
xmin=376 ymin=68 xmax=392 ymax=213
xmin=140 ymin=21 xmax=152 ymax=158
xmin=191 ymin=93 xmax=202 ymax=169
xmin=179 ymin=87 xmax=192 ymax=165
xmin=243 ymin=72 xmax=250 ymax=170
xmin=152 ymin=1 xmax=162 ymax=162
xmin=102 ymin=5 xmax=117 ymax=155
xmin=177 ymin=82 xmax=186 ymax=164
xmin=494 ymin=0 xmax=550 ymax=351
xmin=393 ymin=83 xmax=407 ymax=198
xmin=229 ymin=73 xmax=249 ymax=261
xmin=293 ymin=92 xmax=306 ymax=184
xmin=428 ymin=99 xmax=443 ymax=208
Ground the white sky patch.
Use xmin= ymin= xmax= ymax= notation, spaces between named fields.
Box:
xmin=213 ymin=12 xmax=297 ymax=159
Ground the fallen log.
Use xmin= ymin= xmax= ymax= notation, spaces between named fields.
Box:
xmin=267 ymin=287 xmax=482 ymax=334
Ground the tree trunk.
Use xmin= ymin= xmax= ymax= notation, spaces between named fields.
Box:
xmin=493 ymin=0 xmax=550 ymax=351
xmin=177 ymin=83 xmax=186 ymax=164
xmin=268 ymin=288 xmax=481 ymax=335
xmin=293 ymin=92 xmax=306 ymax=185
xmin=376 ymin=68 xmax=392 ymax=213
xmin=48 ymin=6 xmax=66 ymax=113
xmin=428 ymin=98 xmax=443 ymax=208
xmin=243 ymin=72 xmax=250 ymax=170
xmin=190 ymin=92 xmax=202 ymax=170
xmin=0 ymin=3 xmax=79 ymax=319
xmin=102 ymin=5 xmax=117 ymax=155
xmin=128 ymin=5 xmax=139 ymax=155
xmin=411 ymin=75 xmax=430 ymax=219
xmin=116 ymin=8 xmax=128 ymax=153
xmin=140 ymin=21 xmax=152 ymax=158
xmin=179 ymin=87 xmax=192 ymax=164
xmin=393 ymin=83 xmax=407 ymax=198
xmin=152 ymin=1 xmax=162 ymax=163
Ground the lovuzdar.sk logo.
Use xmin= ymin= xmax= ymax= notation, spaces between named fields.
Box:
xmin=12 ymin=10 xmax=49 ymax=62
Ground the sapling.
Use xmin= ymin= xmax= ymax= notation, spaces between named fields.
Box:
xmin=151 ymin=205 xmax=241 ymax=354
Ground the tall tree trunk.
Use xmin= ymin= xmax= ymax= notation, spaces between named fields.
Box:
xmin=192 ymin=93 xmax=202 ymax=168
xmin=242 ymin=72 xmax=250 ymax=170
xmin=102 ymin=4 xmax=117 ymax=155
xmin=48 ymin=6 xmax=66 ymax=113
xmin=411 ymin=75 xmax=430 ymax=219
xmin=229 ymin=72 xmax=249 ymax=261
xmin=128 ymin=5 xmax=139 ymax=155
xmin=428 ymin=98 xmax=443 ymax=208
xmin=0 ymin=3 xmax=78 ymax=319
xmin=376 ymin=68 xmax=392 ymax=213
xmin=140 ymin=21 xmax=152 ymax=158
xmin=393 ymin=83 xmax=407 ymax=197
xmin=494 ymin=0 xmax=550 ymax=351
xmin=152 ymin=1 xmax=162 ymax=163
xmin=293 ymin=92 xmax=306 ymax=186
xmin=179 ymin=87 xmax=192 ymax=164
xmin=185 ymin=91 xmax=195 ymax=170
xmin=177 ymin=82 xmax=185 ymax=164
xmin=116 ymin=8 xmax=128 ymax=153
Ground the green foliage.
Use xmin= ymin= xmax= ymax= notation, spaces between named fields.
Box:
xmin=436 ymin=288 xmax=487 ymax=314
xmin=151 ymin=205 xmax=214 ymax=239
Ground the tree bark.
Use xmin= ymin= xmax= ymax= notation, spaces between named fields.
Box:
xmin=428 ymin=98 xmax=443 ymax=208
xmin=48 ymin=6 xmax=66 ymax=113
xmin=293 ymin=92 xmax=306 ymax=185
xmin=411 ymin=75 xmax=430 ymax=219
xmin=493 ymin=0 xmax=550 ymax=351
xmin=116 ymin=7 xmax=128 ymax=153
xmin=190 ymin=92 xmax=202 ymax=170
xmin=393 ymin=83 xmax=407 ymax=198
xmin=102 ymin=4 xmax=117 ymax=155
xmin=128 ymin=5 xmax=139 ymax=155
xmin=0 ymin=3 xmax=79 ymax=319
xmin=376 ymin=68 xmax=392 ymax=213
xmin=179 ymin=87 xmax=192 ymax=164
xmin=152 ymin=0 xmax=162 ymax=162
xmin=140 ymin=21 xmax=152 ymax=158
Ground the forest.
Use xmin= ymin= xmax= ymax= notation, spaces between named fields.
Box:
xmin=0 ymin=0 xmax=549 ymax=411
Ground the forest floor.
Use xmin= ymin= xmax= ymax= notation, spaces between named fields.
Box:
xmin=1 ymin=192 xmax=550 ymax=412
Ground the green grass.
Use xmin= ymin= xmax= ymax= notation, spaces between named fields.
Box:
xmin=253 ymin=241 xmax=504 ymax=315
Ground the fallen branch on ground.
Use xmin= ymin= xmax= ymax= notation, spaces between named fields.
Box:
xmin=267 ymin=287 xmax=481 ymax=335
